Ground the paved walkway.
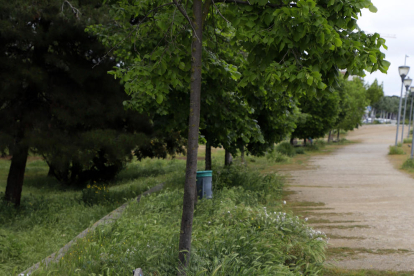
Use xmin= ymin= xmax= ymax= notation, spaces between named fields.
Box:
xmin=286 ymin=125 xmax=414 ymax=271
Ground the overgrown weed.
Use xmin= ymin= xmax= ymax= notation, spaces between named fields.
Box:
xmin=389 ymin=146 xmax=405 ymax=155
xmin=34 ymin=165 xmax=327 ymax=276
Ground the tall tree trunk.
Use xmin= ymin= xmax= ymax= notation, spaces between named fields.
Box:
xmin=328 ymin=130 xmax=332 ymax=142
xmin=240 ymin=145 xmax=245 ymax=165
xmin=178 ymin=0 xmax=203 ymax=273
xmin=304 ymin=138 xmax=307 ymax=146
xmin=5 ymin=144 xmax=29 ymax=207
xmin=205 ymin=141 xmax=211 ymax=171
xmin=290 ymin=137 xmax=294 ymax=145
xmin=337 ymin=128 xmax=340 ymax=141
xmin=224 ymin=149 xmax=232 ymax=166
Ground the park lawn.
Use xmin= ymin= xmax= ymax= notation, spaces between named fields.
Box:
xmin=0 ymin=156 xmax=189 ymax=275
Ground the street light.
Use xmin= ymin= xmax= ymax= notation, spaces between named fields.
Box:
xmin=407 ymin=86 xmax=414 ymax=138
xmin=396 ymin=66 xmax=410 ymax=146
xmin=401 ymin=77 xmax=413 ymax=143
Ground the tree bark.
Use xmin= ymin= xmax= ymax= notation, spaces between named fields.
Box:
xmin=240 ymin=145 xmax=245 ymax=165
xmin=290 ymin=137 xmax=294 ymax=145
xmin=304 ymin=138 xmax=307 ymax=146
xmin=224 ymin=149 xmax=232 ymax=166
xmin=205 ymin=141 xmax=211 ymax=171
xmin=5 ymin=144 xmax=29 ymax=207
xmin=337 ymin=128 xmax=340 ymax=141
xmin=328 ymin=130 xmax=332 ymax=143
xmin=177 ymin=0 xmax=203 ymax=273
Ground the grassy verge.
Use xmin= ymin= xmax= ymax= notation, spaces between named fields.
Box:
xmin=387 ymin=138 xmax=414 ymax=176
xmin=0 ymin=158 xmax=187 ymax=275
xmin=32 ymin=163 xmax=327 ymax=275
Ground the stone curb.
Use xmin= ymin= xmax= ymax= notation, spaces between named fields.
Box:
xmin=19 ymin=183 xmax=165 ymax=275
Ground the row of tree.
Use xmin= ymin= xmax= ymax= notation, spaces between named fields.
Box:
xmin=1 ymin=0 xmax=389 ymax=274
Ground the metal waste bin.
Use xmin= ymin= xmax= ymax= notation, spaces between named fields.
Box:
xmin=196 ymin=170 xmax=213 ymax=199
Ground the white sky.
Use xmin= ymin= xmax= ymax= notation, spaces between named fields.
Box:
xmin=357 ymin=0 xmax=414 ymax=96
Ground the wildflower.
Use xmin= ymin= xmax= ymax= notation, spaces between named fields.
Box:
xmin=305 ymin=218 xmax=308 ymax=221
xmin=283 ymin=201 xmax=286 ymax=205
xmin=227 ymin=211 xmax=230 ymax=214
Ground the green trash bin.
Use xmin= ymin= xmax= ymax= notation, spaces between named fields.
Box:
xmin=196 ymin=170 xmax=213 ymax=199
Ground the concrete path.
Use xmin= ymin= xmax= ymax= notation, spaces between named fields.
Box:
xmin=286 ymin=125 xmax=414 ymax=271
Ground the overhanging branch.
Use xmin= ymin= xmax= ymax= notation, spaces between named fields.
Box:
xmin=213 ymin=0 xmax=297 ymax=8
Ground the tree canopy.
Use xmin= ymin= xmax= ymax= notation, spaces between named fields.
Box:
xmin=0 ymin=0 xmax=186 ymax=206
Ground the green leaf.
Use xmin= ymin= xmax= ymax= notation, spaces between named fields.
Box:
xmin=307 ymin=76 xmax=313 ymax=86
xmin=156 ymin=94 xmax=163 ymax=104
xmin=179 ymin=62 xmax=185 ymax=70
xmin=369 ymin=4 xmax=378 ymax=13
xmin=369 ymin=55 xmax=377 ymax=63
xmin=334 ymin=38 xmax=342 ymax=47
xmin=257 ymin=0 xmax=267 ymax=6
xmin=328 ymin=0 xmax=335 ymax=6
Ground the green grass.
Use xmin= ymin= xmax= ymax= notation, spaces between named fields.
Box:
xmin=0 ymin=157 xmax=187 ymax=275
xmin=403 ymin=138 xmax=412 ymax=144
xmin=402 ymin=157 xmax=414 ymax=170
xmin=276 ymin=141 xmax=297 ymax=157
xmin=32 ymin=163 xmax=327 ymax=276
xmin=389 ymin=146 xmax=405 ymax=155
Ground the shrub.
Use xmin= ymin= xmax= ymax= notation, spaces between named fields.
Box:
xmin=266 ymin=150 xmax=290 ymax=163
xmin=397 ymin=142 xmax=403 ymax=147
xmin=314 ymin=139 xmax=326 ymax=147
xmin=404 ymin=138 xmax=412 ymax=144
xmin=276 ymin=141 xmax=296 ymax=157
xmin=389 ymin=146 xmax=405 ymax=155
xmin=402 ymin=158 xmax=414 ymax=169
xmin=295 ymin=147 xmax=305 ymax=154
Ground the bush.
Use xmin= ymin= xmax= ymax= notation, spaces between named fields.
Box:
xmin=402 ymin=158 xmax=414 ymax=169
xmin=389 ymin=146 xmax=405 ymax=155
xmin=276 ymin=141 xmax=296 ymax=157
xmin=404 ymin=138 xmax=412 ymax=144
xmin=397 ymin=142 xmax=403 ymax=147
xmin=295 ymin=147 xmax=305 ymax=154
xmin=266 ymin=150 xmax=290 ymax=163
xmin=314 ymin=139 xmax=326 ymax=147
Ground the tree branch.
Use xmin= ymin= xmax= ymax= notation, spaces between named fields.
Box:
xmin=213 ymin=0 xmax=296 ymax=8
xmin=61 ymin=0 xmax=81 ymax=18
xmin=202 ymin=0 xmax=212 ymax=26
xmin=172 ymin=0 xmax=201 ymax=43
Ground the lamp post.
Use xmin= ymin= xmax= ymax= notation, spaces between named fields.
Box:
xmin=407 ymin=87 xmax=414 ymax=138
xmin=401 ymin=77 xmax=413 ymax=143
xmin=396 ymin=66 xmax=410 ymax=146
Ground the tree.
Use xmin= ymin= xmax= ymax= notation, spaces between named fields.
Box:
xmin=291 ymin=90 xmax=340 ymax=142
xmin=334 ymin=76 xmax=368 ymax=138
xmin=366 ymin=79 xmax=384 ymax=120
xmin=88 ymin=0 xmax=389 ymax=272
xmin=0 ymin=0 xmax=185 ymax=205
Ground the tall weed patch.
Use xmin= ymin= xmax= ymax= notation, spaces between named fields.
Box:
xmin=276 ymin=142 xmax=296 ymax=157
xmin=389 ymin=146 xmax=405 ymax=155
xmin=34 ymin=167 xmax=327 ymax=276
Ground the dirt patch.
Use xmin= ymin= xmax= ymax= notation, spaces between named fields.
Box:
xmin=283 ymin=125 xmax=414 ymax=271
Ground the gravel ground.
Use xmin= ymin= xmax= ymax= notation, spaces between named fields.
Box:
xmin=286 ymin=125 xmax=414 ymax=271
